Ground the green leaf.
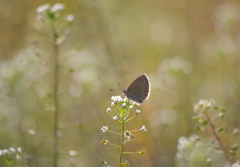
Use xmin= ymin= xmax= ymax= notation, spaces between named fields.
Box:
xmin=220 ymin=108 xmax=226 ymax=113
xmin=229 ymin=151 xmax=237 ymax=156
xmin=192 ymin=116 xmax=202 ymax=123
xmin=194 ymin=125 xmax=202 ymax=131
xmin=217 ymin=127 xmax=224 ymax=132
xmin=202 ymin=120 xmax=208 ymax=125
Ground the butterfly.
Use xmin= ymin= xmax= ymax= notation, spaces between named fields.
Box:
xmin=111 ymin=74 xmax=150 ymax=104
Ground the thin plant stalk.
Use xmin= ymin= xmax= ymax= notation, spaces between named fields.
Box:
xmin=119 ymin=110 xmax=125 ymax=164
xmin=204 ymin=110 xmax=232 ymax=164
xmin=51 ymin=22 xmax=60 ymax=167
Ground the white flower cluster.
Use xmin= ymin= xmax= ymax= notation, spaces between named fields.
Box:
xmin=111 ymin=96 xmax=124 ymax=103
xmin=194 ymin=99 xmax=214 ymax=113
xmin=36 ymin=3 xmax=74 ymax=23
xmin=0 ymin=147 xmax=23 ymax=163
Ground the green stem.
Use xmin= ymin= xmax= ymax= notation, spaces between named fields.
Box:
xmin=52 ymin=23 xmax=60 ymax=167
xmin=108 ymin=130 xmax=121 ymax=136
xmin=125 ymin=115 xmax=136 ymax=123
xmin=119 ymin=111 xmax=125 ymax=163
xmin=204 ymin=110 xmax=232 ymax=164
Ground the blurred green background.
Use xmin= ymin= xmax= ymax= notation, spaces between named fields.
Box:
xmin=1 ymin=0 xmax=240 ymax=166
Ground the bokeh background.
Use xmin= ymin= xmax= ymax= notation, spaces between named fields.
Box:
xmin=1 ymin=0 xmax=240 ymax=166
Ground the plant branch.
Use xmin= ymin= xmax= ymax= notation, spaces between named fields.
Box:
xmin=204 ymin=110 xmax=232 ymax=164
xmin=52 ymin=23 xmax=60 ymax=167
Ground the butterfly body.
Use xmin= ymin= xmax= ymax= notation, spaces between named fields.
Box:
xmin=123 ymin=74 xmax=150 ymax=104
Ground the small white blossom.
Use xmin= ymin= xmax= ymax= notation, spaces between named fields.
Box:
xmin=140 ymin=125 xmax=147 ymax=132
xmin=124 ymin=131 xmax=134 ymax=141
xmin=69 ymin=150 xmax=78 ymax=156
xmin=101 ymin=125 xmax=109 ymax=132
xmin=65 ymin=14 xmax=74 ymax=22
xmin=111 ymin=96 xmax=123 ymax=102
xmin=51 ymin=3 xmax=65 ymax=12
xmin=9 ymin=147 xmax=16 ymax=153
xmin=194 ymin=99 xmax=214 ymax=113
xmin=128 ymin=105 xmax=133 ymax=109
xmin=113 ymin=116 xmax=118 ymax=121
xmin=135 ymin=109 xmax=141 ymax=115
xmin=233 ymin=128 xmax=239 ymax=135
xmin=36 ymin=4 xmax=50 ymax=13
xmin=3 ymin=149 xmax=9 ymax=155
xmin=17 ymin=147 xmax=22 ymax=153
xmin=106 ymin=108 xmax=111 ymax=113
xmin=27 ymin=129 xmax=36 ymax=135
xmin=111 ymin=102 xmax=115 ymax=107
xmin=122 ymin=103 xmax=126 ymax=109
xmin=16 ymin=154 xmax=22 ymax=160
xmin=0 ymin=150 xmax=2 ymax=156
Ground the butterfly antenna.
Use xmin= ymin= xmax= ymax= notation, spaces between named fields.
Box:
xmin=110 ymin=83 xmax=124 ymax=91
xmin=110 ymin=89 xmax=122 ymax=91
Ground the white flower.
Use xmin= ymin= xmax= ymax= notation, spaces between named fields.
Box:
xmin=51 ymin=3 xmax=65 ymax=12
xmin=135 ymin=109 xmax=141 ymax=115
xmin=3 ymin=149 xmax=9 ymax=155
xmin=111 ymin=102 xmax=115 ymax=107
xmin=233 ymin=128 xmax=239 ymax=135
xmin=128 ymin=105 xmax=133 ymax=109
xmin=17 ymin=147 xmax=22 ymax=153
xmin=9 ymin=147 xmax=15 ymax=153
xmin=113 ymin=116 xmax=118 ymax=121
xmin=101 ymin=125 xmax=108 ymax=132
xmin=36 ymin=4 xmax=50 ymax=13
xmin=124 ymin=131 xmax=134 ymax=141
xmin=140 ymin=125 xmax=147 ymax=132
xmin=111 ymin=96 xmax=123 ymax=103
xmin=27 ymin=129 xmax=36 ymax=135
xmin=16 ymin=154 xmax=22 ymax=160
xmin=106 ymin=108 xmax=111 ymax=113
xmin=122 ymin=103 xmax=126 ymax=109
xmin=65 ymin=14 xmax=74 ymax=22
xmin=194 ymin=99 xmax=214 ymax=113
xmin=69 ymin=150 xmax=78 ymax=156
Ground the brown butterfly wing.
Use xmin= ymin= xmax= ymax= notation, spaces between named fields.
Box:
xmin=124 ymin=74 xmax=150 ymax=103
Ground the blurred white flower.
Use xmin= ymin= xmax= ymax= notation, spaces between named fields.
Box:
xmin=69 ymin=150 xmax=78 ymax=156
xmin=140 ymin=125 xmax=147 ymax=132
xmin=51 ymin=3 xmax=65 ymax=12
xmin=65 ymin=14 xmax=74 ymax=22
xmin=36 ymin=4 xmax=50 ymax=13
xmin=106 ymin=108 xmax=111 ymax=113
xmin=113 ymin=116 xmax=118 ymax=121
xmin=122 ymin=103 xmax=126 ymax=109
xmin=135 ymin=109 xmax=141 ymax=115
xmin=101 ymin=125 xmax=108 ymax=133
xmin=27 ymin=129 xmax=36 ymax=135
xmin=9 ymin=147 xmax=15 ymax=153
xmin=194 ymin=99 xmax=214 ymax=113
